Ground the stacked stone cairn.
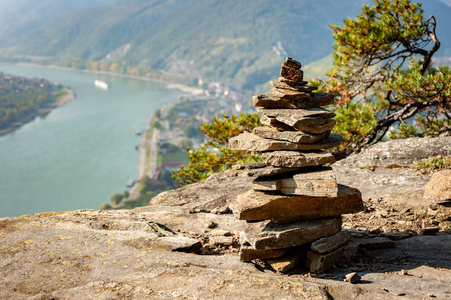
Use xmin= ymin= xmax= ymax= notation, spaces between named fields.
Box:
xmin=227 ymin=57 xmax=364 ymax=273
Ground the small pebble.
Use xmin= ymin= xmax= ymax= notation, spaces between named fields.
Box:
xmin=344 ymin=272 xmax=361 ymax=283
xmin=205 ymin=221 xmax=216 ymax=228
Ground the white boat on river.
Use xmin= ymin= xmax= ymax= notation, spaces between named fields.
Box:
xmin=94 ymin=80 xmax=109 ymax=90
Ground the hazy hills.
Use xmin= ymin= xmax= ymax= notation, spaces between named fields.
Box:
xmin=1 ymin=0 xmax=450 ymax=89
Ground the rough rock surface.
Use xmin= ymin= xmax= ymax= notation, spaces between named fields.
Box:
xmin=252 ymin=167 xmax=338 ymax=197
xmin=311 ymin=231 xmax=351 ymax=254
xmin=307 ymin=247 xmax=344 ymax=273
xmin=1 ymin=137 xmax=450 ymax=299
xmin=232 ymin=185 xmax=363 ymax=223
xmin=225 ymin=164 xmax=299 ymax=178
xmin=229 ymin=132 xmax=342 ymax=151
xmin=333 ymin=136 xmax=451 ymax=206
xmin=149 ymin=172 xmax=253 ymax=212
xmin=280 ymin=167 xmax=338 ymax=196
xmin=423 ymin=169 xmax=451 ymax=203
xmin=240 ymin=217 xmax=342 ymax=250
xmin=271 ymin=80 xmax=317 ymax=92
xmin=262 ymin=150 xmax=336 ymax=168
xmin=253 ymin=126 xmax=330 ymax=144
xmin=267 ymin=250 xmax=306 ymax=273
xmin=257 ymin=107 xmax=335 ymax=127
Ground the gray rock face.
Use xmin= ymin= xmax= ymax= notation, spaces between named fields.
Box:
xmin=231 ymin=185 xmax=363 ymax=223
xmin=240 ymin=217 xmax=342 ymax=250
xmin=253 ymin=126 xmax=330 ymax=144
xmin=261 ymin=150 xmax=336 ymax=168
xmin=333 ymin=136 xmax=451 ymax=206
xmin=335 ymin=136 xmax=451 ymax=167
xmin=229 ymin=132 xmax=342 ymax=152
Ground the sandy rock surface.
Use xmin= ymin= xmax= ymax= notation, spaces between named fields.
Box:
xmin=1 ymin=136 xmax=450 ymax=299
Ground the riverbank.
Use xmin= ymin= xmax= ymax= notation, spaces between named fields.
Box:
xmin=15 ymin=62 xmax=204 ymax=95
xmin=0 ymin=87 xmax=76 ymax=137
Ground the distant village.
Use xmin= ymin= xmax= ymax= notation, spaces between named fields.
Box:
xmin=147 ymin=79 xmax=254 ymax=179
xmin=0 ymin=72 xmax=62 ymax=91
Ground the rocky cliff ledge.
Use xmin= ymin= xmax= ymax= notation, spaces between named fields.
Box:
xmin=1 ymin=136 xmax=450 ymax=299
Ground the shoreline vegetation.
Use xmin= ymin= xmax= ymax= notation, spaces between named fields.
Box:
xmin=0 ymin=66 xmax=77 ymax=137
xmin=0 ymin=87 xmax=75 ymax=137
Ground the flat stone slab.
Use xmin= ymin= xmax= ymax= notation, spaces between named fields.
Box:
xmin=239 ymin=245 xmax=291 ymax=262
xmin=257 ymin=107 xmax=336 ymax=127
xmin=225 ymin=164 xmax=301 ymax=178
xmin=271 ymin=81 xmax=317 ymax=92
xmin=260 ymin=115 xmax=297 ymax=131
xmin=253 ymin=126 xmax=330 ymax=144
xmin=279 ymin=76 xmax=308 ymax=86
xmin=228 ymin=132 xmax=342 ymax=152
xmin=424 ymin=169 xmax=451 ymax=203
xmin=252 ymin=167 xmax=339 ymax=197
xmin=240 ymin=217 xmax=342 ymax=250
xmin=280 ymin=167 xmax=338 ymax=196
xmin=295 ymin=119 xmax=337 ymax=134
xmin=311 ymin=231 xmax=351 ymax=254
xmin=353 ymin=237 xmax=395 ymax=250
xmin=253 ymin=92 xmax=334 ymax=109
xmin=260 ymin=115 xmax=337 ymax=134
xmin=231 ymin=184 xmax=363 ymax=223
xmin=261 ymin=150 xmax=336 ymax=168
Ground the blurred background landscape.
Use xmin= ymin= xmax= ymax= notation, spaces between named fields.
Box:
xmin=1 ymin=0 xmax=450 ymax=217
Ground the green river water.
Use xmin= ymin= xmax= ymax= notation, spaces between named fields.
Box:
xmin=0 ymin=64 xmax=181 ymax=217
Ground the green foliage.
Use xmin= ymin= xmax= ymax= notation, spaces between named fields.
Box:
xmin=0 ymin=73 xmax=63 ymax=130
xmin=315 ymin=0 xmax=449 ymax=153
xmin=332 ymin=101 xmax=378 ymax=152
xmin=411 ymin=155 xmax=451 ymax=173
xmin=99 ymin=202 xmax=111 ymax=210
xmin=172 ymin=113 xmax=262 ymax=186
xmin=1 ymin=1 xmax=389 ymax=90
xmin=358 ymin=163 xmax=377 ymax=171
xmin=110 ymin=193 xmax=123 ymax=206
xmin=183 ymin=124 xmax=201 ymax=138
